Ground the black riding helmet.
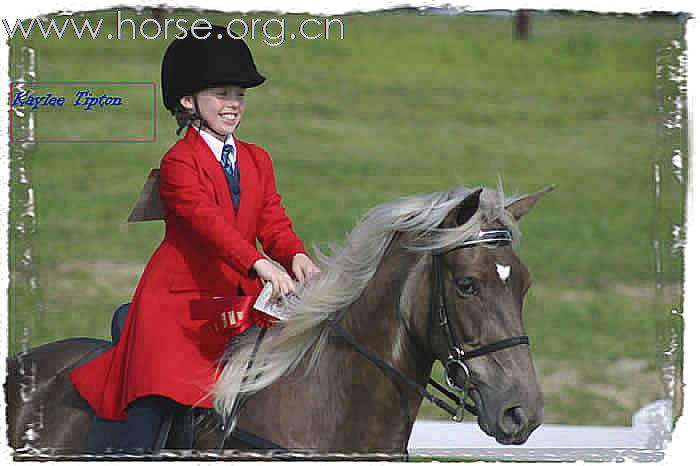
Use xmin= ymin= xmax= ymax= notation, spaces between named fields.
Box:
xmin=161 ymin=24 xmax=266 ymax=114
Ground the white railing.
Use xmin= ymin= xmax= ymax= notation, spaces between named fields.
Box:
xmin=408 ymin=399 xmax=671 ymax=461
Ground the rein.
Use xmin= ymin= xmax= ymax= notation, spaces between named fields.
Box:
xmin=331 ymin=229 xmax=529 ymax=422
xmin=329 ymin=322 xmax=475 ymax=420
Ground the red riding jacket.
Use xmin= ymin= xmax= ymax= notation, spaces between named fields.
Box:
xmin=70 ymin=127 xmax=307 ymax=420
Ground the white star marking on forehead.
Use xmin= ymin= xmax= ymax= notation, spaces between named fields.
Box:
xmin=496 ymin=264 xmax=511 ymax=283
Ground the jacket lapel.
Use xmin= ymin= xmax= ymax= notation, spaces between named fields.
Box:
xmin=234 ymin=139 xmax=255 ymax=221
xmin=185 ymin=128 xmax=236 ymax=215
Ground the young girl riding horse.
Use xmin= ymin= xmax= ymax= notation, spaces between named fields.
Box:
xmin=70 ymin=25 xmax=319 ymax=453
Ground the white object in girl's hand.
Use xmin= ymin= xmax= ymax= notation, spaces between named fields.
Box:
xmin=253 ymin=281 xmax=300 ymax=321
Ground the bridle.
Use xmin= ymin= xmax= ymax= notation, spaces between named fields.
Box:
xmin=330 ymin=229 xmax=530 ymax=422
xmin=433 ymin=230 xmax=529 ymax=398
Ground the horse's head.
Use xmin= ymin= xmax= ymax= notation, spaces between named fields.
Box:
xmin=408 ymin=186 xmax=552 ymax=445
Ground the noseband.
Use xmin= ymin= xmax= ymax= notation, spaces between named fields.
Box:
xmin=432 ymin=230 xmax=529 ymax=393
xmin=330 ymin=229 xmax=530 ymax=422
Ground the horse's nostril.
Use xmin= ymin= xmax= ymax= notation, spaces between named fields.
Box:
xmin=500 ymin=406 xmax=526 ymax=435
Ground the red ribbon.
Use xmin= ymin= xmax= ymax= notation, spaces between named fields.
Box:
xmin=191 ymin=295 xmax=256 ymax=335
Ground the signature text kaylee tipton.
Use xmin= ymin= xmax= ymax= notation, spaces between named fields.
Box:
xmin=12 ymin=89 xmax=124 ymax=111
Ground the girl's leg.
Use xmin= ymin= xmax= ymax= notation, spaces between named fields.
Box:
xmin=85 ymin=415 xmax=126 ymax=454
xmin=86 ymin=395 xmax=177 ymax=454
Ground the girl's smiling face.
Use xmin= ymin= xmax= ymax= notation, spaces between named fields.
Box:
xmin=180 ymin=85 xmax=246 ymax=141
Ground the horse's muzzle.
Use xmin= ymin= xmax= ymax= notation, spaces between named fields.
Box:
xmin=470 ymin=387 xmax=542 ymax=445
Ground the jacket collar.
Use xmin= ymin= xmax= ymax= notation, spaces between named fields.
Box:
xmin=196 ymin=126 xmax=236 ymax=164
xmin=185 ymin=127 xmax=234 ymax=211
xmin=183 ymin=126 xmax=249 ymax=218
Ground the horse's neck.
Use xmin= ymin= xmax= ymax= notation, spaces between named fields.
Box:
xmin=343 ymin=243 xmax=432 ymax=380
xmin=239 ymin=244 xmax=434 ymax=453
xmin=317 ymin=244 xmax=434 ymax=451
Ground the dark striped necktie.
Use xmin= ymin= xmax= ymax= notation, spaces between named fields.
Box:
xmin=221 ymin=144 xmax=241 ymax=211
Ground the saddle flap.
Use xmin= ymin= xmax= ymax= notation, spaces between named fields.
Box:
xmin=128 ymin=169 xmax=164 ymax=222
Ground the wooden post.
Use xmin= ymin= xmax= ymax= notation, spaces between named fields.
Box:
xmin=514 ymin=10 xmax=530 ymax=40
xmin=151 ymin=7 xmax=166 ymax=24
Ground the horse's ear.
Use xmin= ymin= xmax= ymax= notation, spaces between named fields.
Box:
xmin=505 ymin=185 xmax=556 ymax=221
xmin=442 ymin=188 xmax=483 ymax=227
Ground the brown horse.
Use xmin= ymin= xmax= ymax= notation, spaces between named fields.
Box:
xmin=6 ymin=186 xmax=551 ymax=458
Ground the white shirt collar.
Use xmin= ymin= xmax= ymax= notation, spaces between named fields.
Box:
xmin=197 ymin=127 xmax=236 ymax=164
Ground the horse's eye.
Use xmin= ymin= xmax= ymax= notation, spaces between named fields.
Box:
xmin=455 ymin=276 xmax=480 ymax=298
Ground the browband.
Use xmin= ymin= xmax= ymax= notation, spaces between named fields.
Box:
xmin=448 ymin=229 xmax=513 ymax=251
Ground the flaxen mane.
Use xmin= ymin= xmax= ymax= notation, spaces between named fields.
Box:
xmin=213 ymin=186 xmax=521 ymax=430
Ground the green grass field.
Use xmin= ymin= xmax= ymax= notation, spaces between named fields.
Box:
xmin=8 ymin=9 xmax=685 ymax=428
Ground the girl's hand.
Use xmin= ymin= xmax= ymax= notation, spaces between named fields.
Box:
xmin=252 ymin=258 xmax=297 ymax=300
xmin=291 ymin=254 xmax=320 ymax=284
